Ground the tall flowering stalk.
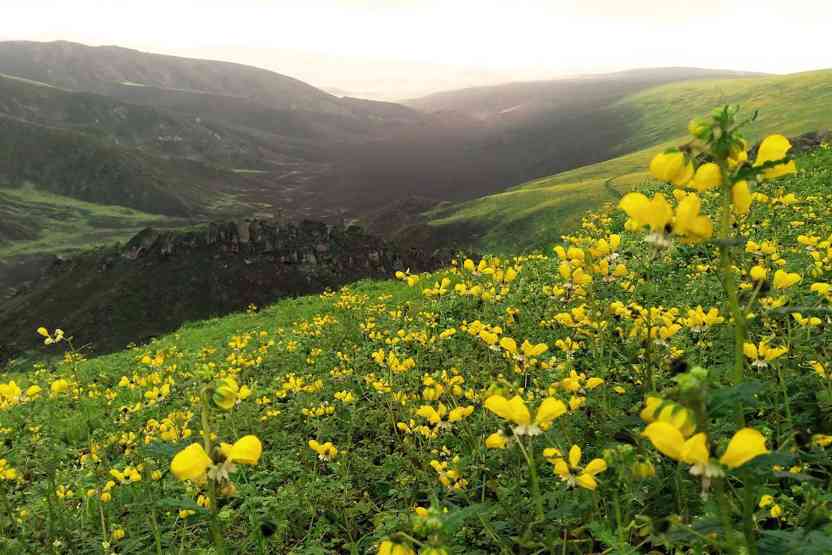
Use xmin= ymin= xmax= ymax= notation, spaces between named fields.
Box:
xmin=169 ymin=377 xmax=262 ymax=554
xmin=620 ymin=106 xmax=796 ymax=385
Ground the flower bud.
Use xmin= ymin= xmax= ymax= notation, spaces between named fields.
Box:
xmin=211 ymin=378 xmax=239 ymax=411
xmin=632 ymin=460 xmax=656 ymax=479
xmin=688 ymin=118 xmax=710 ymax=139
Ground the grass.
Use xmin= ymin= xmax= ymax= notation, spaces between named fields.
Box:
xmin=0 ymin=184 xmax=180 ymax=258
xmin=614 ymin=70 xmax=832 ymax=153
xmin=428 ymin=70 xmax=832 ymax=253
xmin=0 ymin=143 xmax=830 ymax=553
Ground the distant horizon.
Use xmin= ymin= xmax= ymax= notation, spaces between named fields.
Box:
xmin=3 ymin=0 xmax=831 ymax=99
xmin=1 ymin=37 xmax=821 ymax=102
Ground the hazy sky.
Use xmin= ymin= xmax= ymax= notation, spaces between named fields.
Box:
xmin=3 ymin=1 xmax=831 ymax=98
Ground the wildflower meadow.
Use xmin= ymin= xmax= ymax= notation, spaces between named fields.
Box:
xmin=1 ymin=107 xmax=831 ymax=553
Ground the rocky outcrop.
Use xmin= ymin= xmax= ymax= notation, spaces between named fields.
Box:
xmin=788 ymin=130 xmax=831 ymax=155
xmin=109 ymin=218 xmax=440 ymax=275
xmin=0 ymin=220 xmax=450 ymax=362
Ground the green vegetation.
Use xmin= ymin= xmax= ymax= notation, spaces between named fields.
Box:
xmin=429 ymin=70 xmax=832 ymax=252
xmin=615 ymin=70 xmax=832 ymax=153
xmin=1 ymin=131 xmax=830 ymax=553
xmin=0 ymin=184 xmax=178 ymax=257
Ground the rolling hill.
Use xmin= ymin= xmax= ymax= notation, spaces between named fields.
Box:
xmin=425 ymin=69 xmax=832 ymax=252
xmin=1 ymin=41 xmax=812 ymax=298
xmin=0 ymin=42 xmax=756 ymax=214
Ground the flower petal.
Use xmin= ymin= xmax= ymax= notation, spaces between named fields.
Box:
xmin=583 ymin=458 xmax=608 ymax=476
xmin=575 ymin=473 xmax=598 ymax=490
xmin=681 ymin=433 xmax=710 ymax=466
xmin=229 ymin=435 xmax=262 ymax=465
xmin=720 ymin=428 xmax=769 ymax=468
xmin=534 ymin=397 xmax=567 ymax=428
xmin=170 ymin=443 xmax=212 ymax=481
xmin=568 ymin=445 xmax=582 ymax=469
xmin=506 ymin=396 xmax=531 ymax=426
xmin=642 ymin=422 xmax=685 ymax=461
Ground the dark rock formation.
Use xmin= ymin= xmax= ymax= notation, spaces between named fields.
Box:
xmin=0 ymin=219 xmax=449 ymax=362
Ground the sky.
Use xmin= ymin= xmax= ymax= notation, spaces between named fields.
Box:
xmin=3 ymin=0 xmax=832 ymax=99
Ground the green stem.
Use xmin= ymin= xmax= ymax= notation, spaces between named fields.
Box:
xmin=613 ymin=490 xmax=624 ymax=542
xmin=714 ymin=478 xmax=739 ymax=554
xmin=776 ymin=364 xmax=795 ymax=448
xmin=201 ymin=391 xmax=225 ymax=554
xmin=673 ymin=464 xmax=684 ymax=516
xmin=741 ymin=472 xmax=759 ymax=555
xmin=514 ymin=434 xmax=544 ymax=522
xmin=716 ymin=170 xmax=746 ymax=386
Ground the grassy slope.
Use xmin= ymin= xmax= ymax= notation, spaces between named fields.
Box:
xmin=0 ymin=185 xmax=179 ymax=257
xmin=428 ymin=70 xmax=832 ymax=253
xmin=0 ymin=147 xmax=830 ymax=553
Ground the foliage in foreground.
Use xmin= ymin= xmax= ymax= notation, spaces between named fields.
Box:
xmin=1 ymin=115 xmax=832 ymax=554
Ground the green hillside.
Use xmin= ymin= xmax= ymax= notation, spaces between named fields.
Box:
xmin=615 ymin=70 xmax=832 ymax=153
xmin=0 ymin=143 xmax=830 ymax=553
xmin=0 ymin=185 xmax=180 ymax=257
xmin=428 ymin=70 xmax=832 ymax=252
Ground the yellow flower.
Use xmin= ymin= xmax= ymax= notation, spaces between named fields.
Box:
xmin=758 ymin=494 xmax=774 ymax=508
xmin=728 ymin=140 xmax=749 ymax=169
xmin=170 ymin=443 xmax=212 ymax=481
xmin=499 ymin=337 xmax=517 ymax=354
xmin=447 ymin=406 xmax=474 ymax=422
xmin=754 ymin=135 xmax=797 ymax=180
xmin=810 ymin=282 xmax=831 ymax=298
xmin=808 ymin=361 xmax=827 ymax=378
xmin=212 ymin=378 xmax=239 ymax=411
xmin=692 ymin=163 xmax=721 ymax=192
xmin=719 ymin=428 xmax=769 ymax=468
xmin=229 ymin=435 xmax=262 ymax=465
xmin=750 ymin=265 xmax=767 ymax=282
xmin=632 ymin=460 xmax=656 ymax=479
xmin=792 ymin=313 xmax=822 ymax=327
xmin=640 ymin=396 xmax=696 ymax=437
xmin=484 ymin=395 xmax=567 ymax=436
xmin=641 ymin=423 xmax=709 ymax=465
xmin=111 ymin=528 xmax=125 ymax=541
xmin=485 ymin=431 xmax=508 ymax=449
xmin=812 ymin=434 xmax=832 ymax=447
xmin=649 ymin=151 xmax=694 ymax=187
xmin=36 ymin=327 xmax=49 ymax=338
xmin=643 ymin=425 xmax=767 ymax=472
xmin=673 ymin=194 xmax=713 ymax=242
xmin=521 ymin=340 xmax=548 ymax=358
xmin=50 ymin=379 xmax=70 ymax=395
xmin=732 ymin=181 xmax=752 ymax=215
xmin=549 ymin=444 xmax=607 ymax=490
xmin=688 ymin=118 xmax=710 ymax=139
xmin=743 ymin=341 xmax=788 ymax=368
xmin=619 ymin=192 xmax=673 ymax=234
xmin=772 ymin=270 xmax=801 ymax=289
xmin=308 ymin=440 xmax=338 ymax=461
xmin=378 ymin=539 xmax=415 ymax=555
